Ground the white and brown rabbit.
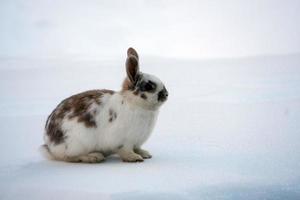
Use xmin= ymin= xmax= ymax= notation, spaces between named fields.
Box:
xmin=40 ymin=48 xmax=168 ymax=163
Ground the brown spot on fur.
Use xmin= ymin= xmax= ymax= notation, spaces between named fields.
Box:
xmin=140 ymin=93 xmax=147 ymax=100
xmin=108 ymin=108 xmax=117 ymax=122
xmin=66 ymin=90 xmax=114 ymax=127
xmin=45 ymin=89 xmax=115 ymax=144
xmin=133 ymin=90 xmax=139 ymax=95
xmin=45 ymin=114 xmax=65 ymax=145
xmin=77 ymin=113 xmax=96 ymax=128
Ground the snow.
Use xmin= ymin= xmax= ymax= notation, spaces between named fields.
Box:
xmin=0 ymin=54 xmax=300 ymax=199
xmin=1 ymin=0 xmax=300 ymax=199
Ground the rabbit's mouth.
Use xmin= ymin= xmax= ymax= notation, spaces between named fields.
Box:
xmin=157 ymin=87 xmax=168 ymax=102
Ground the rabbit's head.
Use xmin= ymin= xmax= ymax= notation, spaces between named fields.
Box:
xmin=122 ymin=48 xmax=168 ymax=110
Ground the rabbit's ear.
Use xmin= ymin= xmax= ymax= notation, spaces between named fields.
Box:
xmin=127 ymin=47 xmax=139 ymax=60
xmin=126 ymin=48 xmax=140 ymax=83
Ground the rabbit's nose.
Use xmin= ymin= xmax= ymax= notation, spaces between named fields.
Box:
xmin=165 ymin=90 xmax=169 ymax=97
xmin=158 ymin=87 xmax=168 ymax=102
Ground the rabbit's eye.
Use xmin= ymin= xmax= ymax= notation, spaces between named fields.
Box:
xmin=144 ymin=83 xmax=154 ymax=91
xmin=139 ymin=81 xmax=156 ymax=92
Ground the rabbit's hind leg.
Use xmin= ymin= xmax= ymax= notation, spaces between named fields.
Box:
xmin=65 ymin=152 xmax=105 ymax=163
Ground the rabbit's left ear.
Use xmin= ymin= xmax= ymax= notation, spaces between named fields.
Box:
xmin=126 ymin=47 xmax=140 ymax=83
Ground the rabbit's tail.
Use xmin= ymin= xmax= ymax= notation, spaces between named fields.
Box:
xmin=39 ymin=144 xmax=54 ymax=160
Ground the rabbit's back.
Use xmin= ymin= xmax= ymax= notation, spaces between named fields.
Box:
xmin=44 ymin=89 xmax=115 ymax=159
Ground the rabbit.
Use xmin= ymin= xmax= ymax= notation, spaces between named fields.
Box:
xmin=40 ymin=47 xmax=168 ymax=163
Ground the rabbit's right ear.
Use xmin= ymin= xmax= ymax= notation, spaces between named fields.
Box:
xmin=126 ymin=47 xmax=140 ymax=83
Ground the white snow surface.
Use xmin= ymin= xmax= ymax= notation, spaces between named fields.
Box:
xmin=0 ymin=54 xmax=300 ymax=199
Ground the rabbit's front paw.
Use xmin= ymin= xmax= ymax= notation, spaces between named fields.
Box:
xmin=134 ymin=148 xmax=152 ymax=159
xmin=118 ymin=149 xmax=144 ymax=162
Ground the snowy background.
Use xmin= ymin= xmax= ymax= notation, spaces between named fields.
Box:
xmin=1 ymin=0 xmax=300 ymax=199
